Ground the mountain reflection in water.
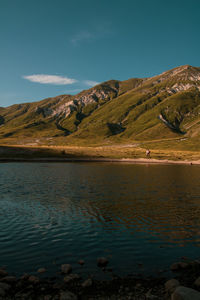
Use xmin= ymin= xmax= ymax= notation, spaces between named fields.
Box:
xmin=0 ymin=162 xmax=200 ymax=277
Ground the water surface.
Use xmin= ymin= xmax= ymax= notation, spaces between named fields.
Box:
xmin=1 ymin=162 xmax=200 ymax=278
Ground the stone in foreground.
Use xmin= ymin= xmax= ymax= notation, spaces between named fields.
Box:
xmin=172 ymin=286 xmax=200 ymax=300
xmin=165 ymin=279 xmax=180 ymax=294
xmin=60 ymin=290 xmax=77 ymax=300
xmin=81 ymin=278 xmax=92 ymax=288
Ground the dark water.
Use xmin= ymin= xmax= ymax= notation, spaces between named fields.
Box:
xmin=1 ymin=162 xmax=200 ymax=278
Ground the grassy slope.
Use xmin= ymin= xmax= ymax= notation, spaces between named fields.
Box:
xmin=1 ymin=65 xmax=200 ymax=155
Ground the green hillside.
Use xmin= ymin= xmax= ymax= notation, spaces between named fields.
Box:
xmin=1 ymin=65 xmax=200 ymax=150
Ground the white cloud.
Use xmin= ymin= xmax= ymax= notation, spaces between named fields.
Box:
xmin=70 ymin=31 xmax=94 ymax=45
xmin=84 ymin=80 xmax=100 ymax=87
xmin=23 ymin=74 xmax=77 ymax=85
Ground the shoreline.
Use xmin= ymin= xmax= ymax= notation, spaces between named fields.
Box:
xmin=1 ymin=259 xmax=200 ymax=299
xmin=0 ymin=157 xmax=199 ymax=165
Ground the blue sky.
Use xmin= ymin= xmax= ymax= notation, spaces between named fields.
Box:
xmin=1 ymin=0 xmax=200 ymax=107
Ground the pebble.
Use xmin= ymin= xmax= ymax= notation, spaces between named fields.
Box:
xmin=28 ymin=275 xmax=40 ymax=284
xmin=37 ymin=267 xmax=46 ymax=273
xmin=63 ymin=274 xmax=80 ymax=283
xmin=81 ymin=278 xmax=92 ymax=288
xmin=61 ymin=264 xmax=72 ymax=274
xmin=59 ymin=290 xmax=77 ymax=300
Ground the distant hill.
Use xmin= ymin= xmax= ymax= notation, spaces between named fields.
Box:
xmin=1 ymin=65 xmax=200 ymax=147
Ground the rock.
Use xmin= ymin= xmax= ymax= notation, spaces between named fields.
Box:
xmin=0 ymin=282 xmax=11 ymax=291
xmin=146 ymin=289 xmax=159 ymax=299
xmin=78 ymin=260 xmax=85 ymax=265
xmin=37 ymin=267 xmax=46 ymax=273
xmin=0 ymin=276 xmax=16 ymax=283
xmin=44 ymin=296 xmax=52 ymax=300
xmin=61 ymin=264 xmax=72 ymax=274
xmin=97 ymin=257 xmax=109 ymax=267
xmin=170 ymin=262 xmax=189 ymax=271
xmin=165 ymin=279 xmax=180 ymax=294
xmin=59 ymin=290 xmax=77 ymax=300
xmin=172 ymin=286 xmax=200 ymax=300
xmin=195 ymin=277 xmax=200 ymax=287
xmin=28 ymin=275 xmax=40 ymax=284
xmin=0 ymin=288 xmax=5 ymax=297
xmin=0 ymin=269 xmax=8 ymax=277
xmin=63 ymin=274 xmax=80 ymax=283
xmin=14 ymin=291 xmax=33 ymax=300
xmin=20 ymin=273 xmax=29 ymax=280
xmin=81 ymin=278 xmax=92 ymax=288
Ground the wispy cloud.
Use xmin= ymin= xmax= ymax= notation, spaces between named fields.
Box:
xmin=23 ymin=74 xmax=77 ymax=85
xmin=70 ymin=21 xmax=113 ymax=46
xmin=83 ymin=80 xmax=100 ymax=87
xmin=70 ymin=31 xmax=94 ymax=45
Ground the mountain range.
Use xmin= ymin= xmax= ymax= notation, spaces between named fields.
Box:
xmin=1 ymin=65 xmax=200 ymax=148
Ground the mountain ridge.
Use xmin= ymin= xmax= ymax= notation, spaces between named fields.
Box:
xmin=1 ymin=65 xmax=200 ymax=147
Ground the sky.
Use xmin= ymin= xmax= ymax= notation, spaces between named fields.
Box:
xmin=1 ymin=0 xmax=200 ymax=107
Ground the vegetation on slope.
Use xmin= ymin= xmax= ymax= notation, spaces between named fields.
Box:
xmin=1 ymin=65 xmax=200 ymax=151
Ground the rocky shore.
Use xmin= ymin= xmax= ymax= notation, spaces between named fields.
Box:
xmin=1 ymin=258 xmax=200 ymax=299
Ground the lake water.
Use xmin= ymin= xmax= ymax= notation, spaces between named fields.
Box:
xmin=1 ymin=162 xmax=200 ymax=279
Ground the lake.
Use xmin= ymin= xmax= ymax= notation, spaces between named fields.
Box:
xmin=0 ymin=162 xmax=200 ymax=279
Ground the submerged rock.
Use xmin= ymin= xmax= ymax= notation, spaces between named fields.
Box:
xmin=97 ymin=257 xmax=109 ymax=268
xmin=78 ymin=260 xmax=85 ymax=266
xmin=170 ymin=262 xmax=189 ymax=271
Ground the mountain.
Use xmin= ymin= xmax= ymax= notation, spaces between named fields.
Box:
xmin=1 ymin=65 xmax=200 ymax=147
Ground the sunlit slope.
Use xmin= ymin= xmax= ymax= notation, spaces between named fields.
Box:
xmin=1 ymin=65 xmax=200 ymax=146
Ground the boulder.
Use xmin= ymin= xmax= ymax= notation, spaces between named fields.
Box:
xmin=172 ymin=286 xmax=200 ymax=300
xmin=59 ymin=290 xmax=77 ymax=300
xmin=61 ymin=264 xmax=72 ymax=274
xmin=165 ymin=279 xmax=180 ymax=294
xmin=97 ymin=257 xmax=109 ymax=267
